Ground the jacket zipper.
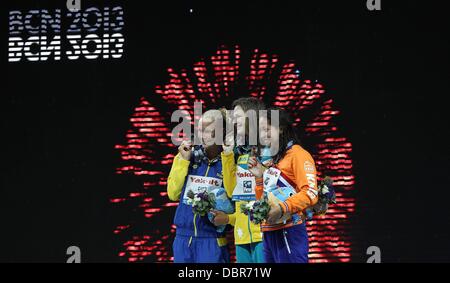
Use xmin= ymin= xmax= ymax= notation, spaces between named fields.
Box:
xmin=189 ymin=164 xmax=211 ymax=247
xmin=283 ymin=229 xmax=291 ymax=254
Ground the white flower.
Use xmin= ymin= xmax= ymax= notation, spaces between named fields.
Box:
xmin=321 ymin=185 xmax=329 ymax=194
xmin=194 ymin=196 xmax=201 ymax=202
xmin=237 ymin=228 xmax=244 ymax=239
xmin=247 ymin=201 xmax=255 ymax=209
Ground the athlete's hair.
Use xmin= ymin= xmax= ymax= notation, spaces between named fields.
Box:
xmin=231 ymin=97 xmax=266 ymax=113
xmin=200 ymin=108 xmax=228 ymax=143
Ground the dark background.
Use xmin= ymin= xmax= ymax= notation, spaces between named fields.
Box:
xmin=1 ymin=0 xmax=449 ymax=262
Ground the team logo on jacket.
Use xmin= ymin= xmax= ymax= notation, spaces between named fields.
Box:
xmin=189 ymin=176 xmax=221 ymax=187
xmin=243 ymin=180 xmax=253 ymax=193
xmin=306 ymin=173 xmax=317 ymax=200
xmin=237 ymin=154 xmax=249 ymax=165
xmin=237 ymin=171 xmax=253 ymax=178
xmin=304 ymin=161 xmax=315 ymax=173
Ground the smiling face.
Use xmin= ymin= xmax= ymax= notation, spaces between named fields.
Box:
xmin=230 ymin=98 xmax=267 ymax=147
xmin=259 ymin=115 xmax=280 ymax=152
xmin=198 ymin=117 xmax=216 ymax=147
xmin=197 ymin=109 xmax=226 ymax=148
xmin=233 ymin=105 xmax=246 ymax=137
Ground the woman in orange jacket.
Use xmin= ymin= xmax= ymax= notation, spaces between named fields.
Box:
xmin=247 ymin=108 xmax=319 ymax=263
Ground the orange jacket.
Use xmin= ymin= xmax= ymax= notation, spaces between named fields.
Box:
xmin=255 ymin=144 xmax=318 ymax=231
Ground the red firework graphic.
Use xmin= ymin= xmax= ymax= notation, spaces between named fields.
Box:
xmin=112 ymin=45 xmax=355 ymax=262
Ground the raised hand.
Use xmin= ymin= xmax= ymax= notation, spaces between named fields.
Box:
xmin=178 ymin=140 xmax=192 ymax=161
xmin=248 ymin=156 xmax=264 ymax=178
xmin=222 ymin=131 xmax=234 ymax=153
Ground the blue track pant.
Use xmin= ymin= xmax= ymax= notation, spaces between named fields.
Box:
xmin=263 ymin=223 xmax=309 ymax=263
xmin=173 ymin=235 xmax=230 ymax=263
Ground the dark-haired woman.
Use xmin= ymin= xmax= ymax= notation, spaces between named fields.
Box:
xmin=211 ymin=97 xmax=266 ymax=263
xmin=248 ymin=108 xmax=318 ymax=263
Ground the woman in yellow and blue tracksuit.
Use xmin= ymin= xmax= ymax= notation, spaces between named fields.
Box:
xmin=212 ymin=97 xmax=266 ymax=263
xmin=221 ymin=146 xmax=264 ymax=262
xmin=167 ymin=111 xmax=230 ymax=263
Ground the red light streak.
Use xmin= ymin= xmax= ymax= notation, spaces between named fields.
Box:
xmin=113 ymin=45 xmax=356 ymax=263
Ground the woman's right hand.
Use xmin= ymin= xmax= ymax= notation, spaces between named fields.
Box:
xmin=210 ymin=210 xmax=229 ymax=226
xmin=248 ymin=156 xmax=264 ymax=178
xmin=222 ymin=132 xmax=234 ymax=153
xmin=178 ymin=140 xmax=192 ymax=161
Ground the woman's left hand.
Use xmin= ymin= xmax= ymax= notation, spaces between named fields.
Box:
xmin=266 ymin=203 xmax=282 ymax=224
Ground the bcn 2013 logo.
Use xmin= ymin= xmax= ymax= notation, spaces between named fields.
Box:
xmin=7 ymin=4 xmax=125 ymax=62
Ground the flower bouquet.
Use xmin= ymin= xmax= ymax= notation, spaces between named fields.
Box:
xmin=304 ymin=176 xmax=336 ymax=220
xmin=240 ymin=197 xmax=271 ymax=224
xmin=186 ymin=189 xmax=216 ymax=217
xmin=186 ymin=188 xmax=235 ymax=233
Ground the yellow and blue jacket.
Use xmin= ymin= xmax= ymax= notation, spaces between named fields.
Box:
xmin=167 ymin=153 xmax=228 ymax=247
xmin=221 ymin=150 xmax=263 ymax=245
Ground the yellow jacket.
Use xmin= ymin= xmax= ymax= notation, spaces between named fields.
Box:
xmin=221 ymin=151 xmax=263 ymax=245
